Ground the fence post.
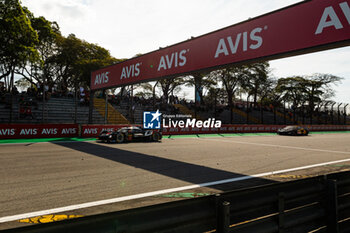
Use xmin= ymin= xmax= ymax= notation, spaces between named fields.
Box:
xmin=344 ymin=104 xmax=348 ymax=125
xmin=326 ymin=179 xmax=339 ymax=233
xmin=278 ymin=192 xmax=285 ymax=233
xmin=88 ymin=90 xmax=94 ymax=124
xmin=218 ymin=201 xmax=230 ymax=233
xmin=104 ymin=89 xmax=108 ymax=124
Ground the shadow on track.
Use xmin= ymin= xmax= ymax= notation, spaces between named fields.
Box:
xmin=55 ymin=141 xmax=276 ymax=191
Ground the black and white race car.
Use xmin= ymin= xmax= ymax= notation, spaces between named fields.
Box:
xmin=277 ymin=125 xmax=309 ymax=136
xmin=98 ymin=126 xmax=162 ymax=143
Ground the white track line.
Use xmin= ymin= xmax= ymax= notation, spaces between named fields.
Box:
xmin=196 ymin=138 xmax=350 ymax=155
xmin=2 ymin=158 xmax=350 ymax=223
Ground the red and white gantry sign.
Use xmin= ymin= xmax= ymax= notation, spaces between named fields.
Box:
xmin=91 ymin=0 xmax=350 ymax=90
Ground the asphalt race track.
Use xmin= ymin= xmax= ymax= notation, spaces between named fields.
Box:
xmin=1 ymin=132 xmax=350 ymax=230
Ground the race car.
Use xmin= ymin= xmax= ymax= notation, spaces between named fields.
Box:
xmin=98 ymin=126 xmax=162 ymax=143
xmin=97 ymin=129 xmax=115 ymax=142
xmin=277 ymin=125 xmax=309 ymax=136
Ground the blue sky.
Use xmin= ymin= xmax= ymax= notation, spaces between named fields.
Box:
xmin=22 ymin=0 xmax=350 ymax=104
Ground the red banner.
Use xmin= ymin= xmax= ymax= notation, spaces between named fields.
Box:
xmin=0 ymin=124 xmax=78 ymax=139
xmin=81 ymin=125 xmax=132 ymax=137
xmin=91 ymin=0 xmax=350 ymax=90
xmin=0 ymin=124 xmax=349 ymax=139
xmin=81 ymin=124 xmax=350 ymax=137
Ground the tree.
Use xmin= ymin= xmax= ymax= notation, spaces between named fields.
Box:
xmin=185 ymin=72 xmax=216 ymax=105
xmin=301 ymin=73 xmax=343 ymax=112
xmin=275 ymin=77 xmax=306 ymax=108
xmin=209 ymin=66 xmax=246 ymax=123
xmin=51 ymin=34 xmax=119 ymax=92
xmin=158 ymin=77 xmax=184 ymax=104
xmin=276 ymin=74 xmax=343 ymax=112
xmin=134 ymin=82 xmax=153 ymax=98
xmin=14 ymin=12 xmax=60 ymax=88
xmin=240 ymin=62 xmax=270 ymax=106
xmin=0 ymin=0 xmax=39 ymax=90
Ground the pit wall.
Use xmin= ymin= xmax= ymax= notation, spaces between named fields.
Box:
xmin=0 ymin=124 xmax=350 ymax=140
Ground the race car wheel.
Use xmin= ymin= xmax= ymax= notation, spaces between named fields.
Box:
xmin=116 ymin=133 xmax=125 ymax=143
xmin=152 ymin=132 xmax=161 ymax=142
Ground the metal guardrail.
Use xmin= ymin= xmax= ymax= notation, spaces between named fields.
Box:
xmin=3 ymin=171 xmax=350 ymax=233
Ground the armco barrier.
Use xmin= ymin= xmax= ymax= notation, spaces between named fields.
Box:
xmin=0 ymin=124 xmax=349 ymax=139
xmin=3 ymin=170 xmax=350 ymax=233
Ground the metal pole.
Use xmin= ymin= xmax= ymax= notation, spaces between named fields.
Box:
xmin=310 ymin=104 xmax=313 ymax=125
xmin=131 ymin=85 xmax=134 ymax=123
xmin=331 ymin=103 xmax=336 ymax=125
xmin=74 ymin=86 xmax=78 ymax=124
xmin=324 ymin=102 xmax=329 ymax=125
xmin=214 ymin=91 xmax=217 ymax=119
xmin=283 ymin=102 xmax=286 ymax=125
xmin=344 ymin=104 xmax=349 ymax=125
xmin=42 ymin=81 xmax=46 ymax=123
xmin=337 ymin=103 xmax=342 ymax=125
xmin=278 ymin=192 xmax=285 ymax=233
xmin=88 ymin=90 xmax=94 ymax=124
xmin=292 ymin=106 xmax=296 ymax=124
xmin=217 ymin=201 xmax=230 ymax=233
xmin=326 ymin=179 xmax=339 ymax=233
xmin=317 ymin=103 xmax=323 ymax=125
xmin=302 ymin=105 xmax=305 ymax=125
xmin=104 ymin=89 xmax=108 ymax=124
xmin=246 ymin=96 xmax=249 ymax=124
xmin=9 ymin=71 xmax=14 ymax=123
xmin=260 ymin=102 xmax=264 ymax=124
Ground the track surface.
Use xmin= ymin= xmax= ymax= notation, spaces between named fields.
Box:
xmin=1 ymin=133 xmax=350 ymax=229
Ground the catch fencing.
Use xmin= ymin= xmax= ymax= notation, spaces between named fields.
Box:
xmin=3 ymin=170 xmax=350 ymax=233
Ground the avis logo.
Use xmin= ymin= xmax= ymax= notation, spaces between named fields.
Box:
xmin=315 ymin=1 xmax=350 ymax=35
xmin=143 ymin=110 xmax=162 ymax=129
xmin=158 ymin=49 xmax=187 ymax=71
xmin=214 ymin=27 xmax=264 ymax=58
xmin=120 ymin=63 xmax=141 ymax=79
xmin=94 ymin=72 xmax=109 ymax=85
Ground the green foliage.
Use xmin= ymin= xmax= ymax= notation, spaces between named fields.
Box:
xmin=52 ymin=34 xmax=119 ymax=88
xmin=275 ymin=74 xmax=343 ymax=110
xmin=240 ymin=62 xmax=270 ymax=104
xmin=0 ymin=0 xmax=344 ymax=107
xmin=1 ymin=0 xmax=119 ymax=92
xmin=0 ymin=0 xmax=39 ymax=87
xmin=158 ymin=77 xmax=184 ymax=103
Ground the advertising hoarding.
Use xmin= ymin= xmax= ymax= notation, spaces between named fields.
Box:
xmin=91 ymin=0 xmax=350 ymax=90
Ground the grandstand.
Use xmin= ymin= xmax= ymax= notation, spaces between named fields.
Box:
xmin=0 ymin=92 xmax=349 ymax=126
xmin=0 ymin=96 xmax=104 ymax=124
